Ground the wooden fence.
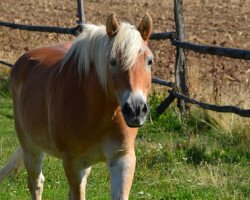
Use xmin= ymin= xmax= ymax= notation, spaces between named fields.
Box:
xmin=0 ymin=0 xmax=249 ymax=117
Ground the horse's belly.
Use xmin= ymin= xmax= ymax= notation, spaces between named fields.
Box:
xmin=16 ymin=90 xmax=62 ymax=157
xmin=18 ymin=104 xmax=107 ymax=162
xmin=19 ymin=118 xmax=62 ymax=157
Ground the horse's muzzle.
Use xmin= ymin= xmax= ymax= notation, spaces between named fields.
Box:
xmin=121 ymin=100 xmax=148 ymax=127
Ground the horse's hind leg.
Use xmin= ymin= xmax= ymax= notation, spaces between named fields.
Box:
xmin=23 ymin=147 xmax=45 ymax=200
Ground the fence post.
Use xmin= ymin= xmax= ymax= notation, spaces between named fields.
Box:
xmin=174 ymin=0 xmax=189 ymax=115
xmin=76 ymin=0 xmax=85 ymax=25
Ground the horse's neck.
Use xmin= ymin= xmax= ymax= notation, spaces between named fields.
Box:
xmin=56 ymin=62 xmax=119 ymax=117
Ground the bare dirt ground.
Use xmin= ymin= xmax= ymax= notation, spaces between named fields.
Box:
xmin=0 ymin=0 xmax=250 ymax=109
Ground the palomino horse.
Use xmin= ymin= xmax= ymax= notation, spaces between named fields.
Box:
xmin=0 ymin=13 xmax=153 ymax=199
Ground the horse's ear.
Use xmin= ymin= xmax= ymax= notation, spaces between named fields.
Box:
xmin=138 ymin=13 xmax=153 ymax=41
xmin=106 ymin=13 xmax=120 ymax=38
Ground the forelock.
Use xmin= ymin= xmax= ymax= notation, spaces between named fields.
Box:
xmin=110 ymin=22 xmax=148 ymax=70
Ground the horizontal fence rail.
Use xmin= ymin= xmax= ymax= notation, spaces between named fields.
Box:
xmin=1 ymin=21 xmax=249 ymax=60
xmin=0 ymin=60 xmax=13 ymax=68
xmin=167 ymin=90 xmax=250 ymax=117
xmin=156 ymin=89 xmax=250 ymax=117
xmin=152 ymin=77 xmax=176 ymax=88
xmin=0 ymin=21 xmax=174 ymax=40
xmin=0 ymin=21 xmax=81 ymax=36
xmin=172 ymin=40 xmax=250 ymax=60
xmin=150 ymin=32 xmax=174 ymax=40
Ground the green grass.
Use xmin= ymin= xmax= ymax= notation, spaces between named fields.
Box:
xmin=0 ymin=75 xmax=249 ymax=200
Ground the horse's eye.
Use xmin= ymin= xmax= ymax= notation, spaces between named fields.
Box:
xmin=148 ymin=58 xmax=153 ymax=66
xmin=110 ymin=58 xmax=117 ymax=67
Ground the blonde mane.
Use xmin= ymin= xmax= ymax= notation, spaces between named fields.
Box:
xmin=62 ymin=22 xmax=147 ymax=88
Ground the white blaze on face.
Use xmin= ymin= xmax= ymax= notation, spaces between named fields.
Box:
xmin=119 ymin=90 xmax=146 ymax=108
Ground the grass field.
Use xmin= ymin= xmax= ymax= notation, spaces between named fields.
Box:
xmin=0 ymin=73 xmax=249 ymax=200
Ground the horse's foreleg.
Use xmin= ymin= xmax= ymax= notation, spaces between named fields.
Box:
xmin=23 ymin=148 xmax=45 ymax=200
xmin=63 ymin=157 xmax=91 ymax=200
xmin=107 ymin=151 xmax=136 ymax=200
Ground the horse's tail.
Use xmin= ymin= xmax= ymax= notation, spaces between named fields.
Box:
xmin=0 ymin=146 xmax=24 ymax=184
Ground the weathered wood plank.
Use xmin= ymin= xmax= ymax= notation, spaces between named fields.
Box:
xmin=174 ymin=0 xmax=189 ymax=114
xmin=172 ymin=40 xmax=250 ymax=60
xmin=169 ymin=90 xmax=250 ymax=117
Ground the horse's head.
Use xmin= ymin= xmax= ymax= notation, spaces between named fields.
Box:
xmin=106 ymin=13 xmax=153 ymax=127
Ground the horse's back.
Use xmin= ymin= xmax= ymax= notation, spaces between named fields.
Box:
xmin=11 ymin=42 xmax=72 ymax=89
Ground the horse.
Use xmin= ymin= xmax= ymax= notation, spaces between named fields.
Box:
xmin=0 ymin=13 xmax=153 ymax=200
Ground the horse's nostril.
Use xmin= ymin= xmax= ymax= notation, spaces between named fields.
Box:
xmin=122 ymin=103 xmax=133 ymax=117
xmin=122 ymin=102 xmax=148 ymax=119
xmin=142 ymin=104 xmax=148 ymax=113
